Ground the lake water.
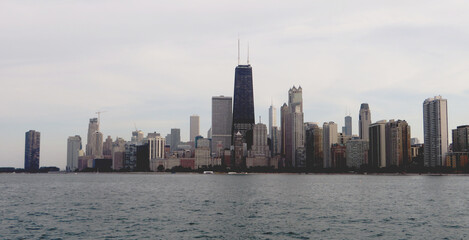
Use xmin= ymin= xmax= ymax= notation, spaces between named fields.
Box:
xmin=1 ymin=173 xmax=468 ymax=239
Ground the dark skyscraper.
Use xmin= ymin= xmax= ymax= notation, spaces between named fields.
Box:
xmin=232 ymin=64 xmax=255 ymax=151
xmin=25 ymin=130 xmax=40 ymax=172
xmin=344 ymin=115 xmax=352 ymax=136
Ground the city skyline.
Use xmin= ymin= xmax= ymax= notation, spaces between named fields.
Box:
xmin=2 ymin=1 xmax=469 ymax=169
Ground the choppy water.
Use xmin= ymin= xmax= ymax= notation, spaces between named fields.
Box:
xmin=1 ymin=173 xmax=468 ymax=239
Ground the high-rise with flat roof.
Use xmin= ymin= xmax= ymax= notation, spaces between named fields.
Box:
xmin=385 ymin=120 xmax=411 ymax=167
xmin=170 ymin=128 xmax=181 ymax=152
xmin=212 ymin=96 xmax=232 ymax=155
xmin=190 ymin=115 xmax=200 ymax=142
xmin=452 ymin=125 xmax=469 ymax=152
xmin=67 ymin=135 xmax=82 ymax=172
xmin=423 ymin=96 xmax=448 ymax=167
xmin=25 ymin=130 xmax=40 ymax=172
xmin=359 ymin=104 xmax=371 ymax=141
xmin=323 ymin=122 xmax=338 ymax=168
xmin=232 ymin=64 xmax=255 ymax=152
xmin=305 ymin=122 xmax=323 ymax=169
xmin=369 ymin=120 xmax=387 ymax=168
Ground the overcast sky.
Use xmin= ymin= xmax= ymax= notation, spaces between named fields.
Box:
xmin=2 ymin=0 xmax=469 ymax=169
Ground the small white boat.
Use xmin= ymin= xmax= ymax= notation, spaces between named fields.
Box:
xmin=228 ymin=172 xmax=248 ymax=175
xmin=203 ymin=171 xmax=214 ymax=174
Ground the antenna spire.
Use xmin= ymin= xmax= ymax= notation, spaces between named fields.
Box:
xmin=237 ymin=37 xmax=240 ymax=66
xmin=247 ymin=42 xmax=250 ymax=65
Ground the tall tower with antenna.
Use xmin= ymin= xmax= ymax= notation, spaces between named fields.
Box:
xmin=232 ymin=39 xmax=255 ymax=168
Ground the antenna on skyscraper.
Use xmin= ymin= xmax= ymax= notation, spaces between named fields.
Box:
xmin=247 ymin=42 xmax=250 ymax=65
xmin=237 ymin=37 xmax=240 ymax=66
xmin=259 ymin=115 xmax=261 ymax=123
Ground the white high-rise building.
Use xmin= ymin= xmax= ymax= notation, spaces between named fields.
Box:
xmin=147 ymin=135 xmax=166 ymax=159
xmin=268 ymin=104 xmax=277 ymax=138
xmin=190 ymin=115 xmax=200 ymax=142
xmin=359 ymin=103 xmax=371 ymax=141
xmin=67 ymin=135 xmax=82 ymax=172
xmin=211 ymin=96 xmax=232 ymax=155
xmin=423 ymin=96 xmax=448 ymax=167
xmin=323 ymin=121 xmax=338 ymax=168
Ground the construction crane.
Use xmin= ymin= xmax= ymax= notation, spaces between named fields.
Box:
xmin=95 ymin=110 xmax=107 ymax=130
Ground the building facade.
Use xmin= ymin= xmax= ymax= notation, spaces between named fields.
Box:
xmin=346 ymin=139 xmax=368 ymax=169
xmin=423 ymin=96 xmax=448 ymax=167
xmin=323 ymin=122 xmax=338 ymax=168
xmin=385 ymin=120 xmax=411 ymax=167
xmin=343 ymin=115 xmax=352 ymax=136
xmin=190 ymin=115 xmax=200 ymax=142
xmin=231 ymin=64 xmax=255 ymax=157
xmin=67 ymin=135 xmax=82 ymax=172
xmin=170 ymin=128 xmax=181 ymax=152
xmin=281 ymin=86 xmax=305 ymax=168
xmin=86 ymin=118 xmax=99 ymax=156
xmin=369 ymin=120 xmax=387 ymax=168
xmin=452 ymin=125 xmax=469 ymax=152
xmin=269 ymin=104 xmax=277 ymax=138
xmin=25 ymin=130 xmax=40 ymax=172
xmin=305 ymin=122 xmax=323 ymax=169
xmin=211 ymin=96 xmax=233 ymax=155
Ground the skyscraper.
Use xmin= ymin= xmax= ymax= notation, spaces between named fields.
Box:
xmin=452 ymin=125 xmax=469 ymax=152
xmin=423 ymin=96 xmax=448 ymax=167
xmin=67 ymin=135 xmax=82 ymax=172
xmin=385 ymin=120 xmax=411 ymax=167
xmin=190 ymin=115 xmax=200 ymax=142
xmin=251 ymin=123 xmax=270 ymax=157
xmin=281 ymin=86 xmax=305 ymax=168
xmin=359 ymin=104 xmax=371 ymax=141
xmin=305 ymin=122 xmax=323 ymax=169
xmin=103 ymin=136 xmax=113 ymax=156
xmin=212 ymin=96 xmax=232 ymax=154
xmin=268 ymin=104 xmax=277 ymax=138
xmin=25 ymin=130 xmax=40 ymax=172
xmin=323 ymin=122 xmax=338 ymax=168
xmin=369 ymin=120 xmax=387 ymax=168
xmin=90 ymin=131 xmax=103 ymax=158
xmin=170 ymin=128 xmax=181 ymax=152
xmin=86 ymin=118 xmax=99 ymax=156
xmin=231 ymin=64 xmax=255 ymax=152
xmin=343 ymin=115 xmax=352 ymax=136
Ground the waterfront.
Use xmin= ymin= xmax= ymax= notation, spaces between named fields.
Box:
xmin=1 ymin=173 xmax=468 ymax=239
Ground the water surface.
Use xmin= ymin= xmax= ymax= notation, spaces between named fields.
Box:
xmin=1 ymin=173 xmax=468 ymax=239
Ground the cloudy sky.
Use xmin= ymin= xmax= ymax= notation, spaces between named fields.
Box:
xmin=1 ymin=0 xmax=469 ymax=169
